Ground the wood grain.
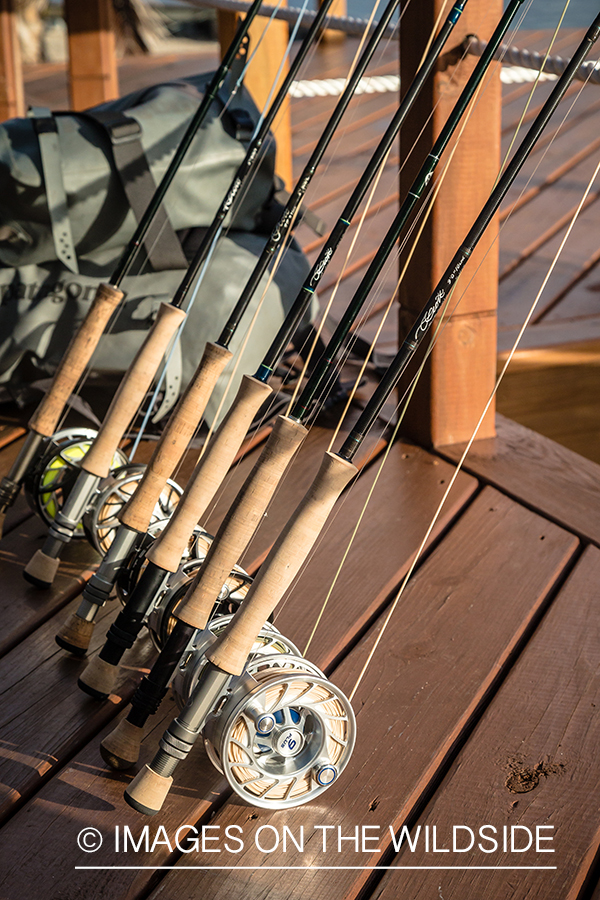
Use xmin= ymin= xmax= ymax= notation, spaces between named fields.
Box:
xmin=438 ymin=414 xmax=600 ymax=546
xmin=373 ymin=545 xmax=600 ymax=900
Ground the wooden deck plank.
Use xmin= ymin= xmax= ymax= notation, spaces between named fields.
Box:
xmin=0 ymin=444 xmax=476 ymax=900
xmin=437 ymin=414 xmax=600 ymax=546
xmin=0 ymin=593 xmax=154 ymax=827
xmin=372 ymin=544 xmax=600 ymax=900
xmin=499 ymin=199 xmax=600 ymax=332
xmin=0 ymin=516 xmax=98 ymax=659
xmin=133 ymin=488 xmax=578 ymax=900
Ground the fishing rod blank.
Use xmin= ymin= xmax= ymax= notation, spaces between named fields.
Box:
xmin=96 ymin=0 xmax=520 ymax=767
xmin=55 ymin=0 xmax=416 ymax=658
xmin=120 ymin=13 xmax=600 ymax=814
xmin=77 ymin=1 xmax=471 ymax=697
xmin=0 ymin=0 xmax=265 ymax=540
xmin=22 ymin=0 xmax=337 ymax=587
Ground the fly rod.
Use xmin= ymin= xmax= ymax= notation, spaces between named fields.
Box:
xmin=22 ymin=0 xmax=346 ymax=588
xmin=97 ymin=0 xmax=533 ymax=765
xmin=116 ymin=14 xmax=600 ymax=811
xmin=55 ymin=0 xmax=426 ymax=658
xmin=0 ymin=0 xmax=266 ymax=540
xmin=75 ymin=0 xmax=479 ymax=686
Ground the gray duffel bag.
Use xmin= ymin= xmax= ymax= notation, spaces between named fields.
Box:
xmin=0 ymin=71 xmax=316 ymax=425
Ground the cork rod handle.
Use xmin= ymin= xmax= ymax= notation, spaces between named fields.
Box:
xmin=146 ymin=374 xmax=274 ymax=573
xmin=206 ymin=451 xmax=357 ymax=675
xmin=82 ymin=303 xmax=186 ymax=479
xmin=174 ymin=414 xmax=308 ymax=631
xmin=29 ymin=283 xmax=124 ymax=437
xmin=118 ymin=342 xmax=232 ymax=533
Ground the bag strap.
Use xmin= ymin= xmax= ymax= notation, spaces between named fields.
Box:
xmin=29 ymin=107 xmax=79 ymax=275
xmin=82 ymin=109 xmax=188 ymax=272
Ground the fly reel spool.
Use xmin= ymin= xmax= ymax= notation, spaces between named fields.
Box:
xmin=82 ymin=465 xmax=183 ymax=556
xmin=171 ymin=614 xmax=303 ymax=709
xmin=24 ymin=428 xmax=128 ymax=537
xmin=171 ymin=616 xmax=355 ymax=810
xmin=201 ymin=663 xmax=355 ymax=810
xmin=146 ymin=558 xmax=253 ymax=652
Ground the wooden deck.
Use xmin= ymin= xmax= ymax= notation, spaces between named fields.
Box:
xmin=0 ymin=24 xmax=600 ymax=900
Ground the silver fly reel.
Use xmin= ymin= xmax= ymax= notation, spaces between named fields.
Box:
xmin=114 ymin=518 xmax=207 ymax=607
xmin=23 ymin=427 xmax=128 ymax=537
xmin=202 ymin=664 xmax=356 ymax=810
xmin=171 ymin=614 xmax=303 ymax=709
xmin=146 ymin=554 xmax=253 ymax=651
xmin=82 ymin=464 xmax=183 ymax=555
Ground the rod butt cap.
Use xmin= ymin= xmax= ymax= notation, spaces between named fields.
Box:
xmin=100 ymin=719 xmax=144 ymax=770
xmin=55 ymin=613 xmax=95 ymax=656
xmin=78 ymin=655 xmax=118 ymax=700
xmin=24 ymin=549 xmax=60 ymax=588
xmin=125 ymin=764 xmax=173 ymax=816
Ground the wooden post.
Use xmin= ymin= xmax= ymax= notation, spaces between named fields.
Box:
xmin=0 ymin=0 xmax=23 ymax=121
xmin=321 ymin=0 xmax=347 ymax=43
xmin=64 ymin=0 xmax=119 ymax=110
xmin=399 ymin=0 xmax=502 ymax=447
xmin=217 ymin=9 xmax=293 ymax=190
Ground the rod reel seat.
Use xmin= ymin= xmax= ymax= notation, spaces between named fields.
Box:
xmin=23 ymin=427 xmax=128 ymax=537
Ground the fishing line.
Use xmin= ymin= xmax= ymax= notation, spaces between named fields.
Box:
xmin=497 ymin=0 xmax=572 ymax=180
xmin=297 ymin=1 xmax=581 ymax=650
xmin=349 ymin=147 xmax=600 ymax=702
xmin=162 ymin=0 xmax=398 ymax=485
xmin=51 ymin=0 xmax=289 ymax=438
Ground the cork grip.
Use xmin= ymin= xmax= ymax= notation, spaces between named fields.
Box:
xmin=29 ymin=283 xmax=124 ymax=438
xmin=146 ymin=375 xmax=275 ymax=573
xmin=82 ymin=303 xmax=186 ymax=479
xmin=207 ymin=451 xmax=357 ymax=676
xmin=174 ymin=415 xmax=308 ymax=631
xmin=118 ymin=342 xmax=232 ymax=533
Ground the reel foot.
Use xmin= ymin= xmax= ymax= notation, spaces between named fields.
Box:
xmin=100 ymin=719 xmax=144 ymax=770
xmin=0 ymin=509 xmax=6 ymax=540
xmin=23 ymin=550 xmax=60 ymax=589
xmin=55 ymin=613 xmax=95 ymax=655
xmin=124 ymin=764 xmax=172 ymax=816
xmin=78 ymin=655 xmax=119 ymax=700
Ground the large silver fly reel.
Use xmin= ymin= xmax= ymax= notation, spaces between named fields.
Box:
xmin=82 ymin=465 xmax=183 ymax=555
xmin=146 ymin=553 xmax=253 ymax=651
xmin=24 ymin=427 xmax=128 ymax=537
xmin=173 ymin=616 xmax=356 ymax=810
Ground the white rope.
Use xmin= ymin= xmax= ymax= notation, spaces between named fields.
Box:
xmin=288 ymin=67 xmax=558 ymax=98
